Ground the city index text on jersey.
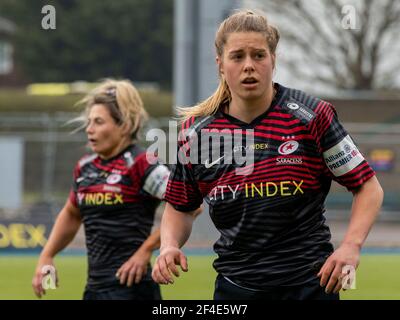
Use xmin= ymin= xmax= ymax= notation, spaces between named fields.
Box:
xmin=78 ymin=192 xmax=124 ymax=205
xmin=208 ymin=180 xmax=304 ymax=201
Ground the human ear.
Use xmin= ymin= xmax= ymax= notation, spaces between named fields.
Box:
xmin=216 ymin=56 xmax=224 ymax=76
xmin=120 ymin=122 xmax=131 ymax=137
xmin=271 ymin=53 xmax=276 ymax=70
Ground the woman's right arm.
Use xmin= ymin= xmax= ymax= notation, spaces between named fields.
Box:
xmin=32 ymin=199 xmax=82 ymax=298
xmin=151 ymin=202 xmax=201 ymax=285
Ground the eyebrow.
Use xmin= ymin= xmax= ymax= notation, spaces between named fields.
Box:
xmin=228 ymin=48 xmax=267 ymax=55
xmin=88 ymin=116 xmax=104 ymax=122
xmin=228 ymin=49 xmax=244 ymax=55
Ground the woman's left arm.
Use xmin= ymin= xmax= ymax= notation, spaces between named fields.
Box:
xmin=318 ymin=176 xmax=384 ymax=294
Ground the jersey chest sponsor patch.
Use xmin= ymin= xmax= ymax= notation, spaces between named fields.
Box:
xmin=77 ymin=192 xmax=124 ymax=206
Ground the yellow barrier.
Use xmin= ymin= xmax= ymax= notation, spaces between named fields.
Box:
xmin=0 ymin=224 xmax=47 ymax=248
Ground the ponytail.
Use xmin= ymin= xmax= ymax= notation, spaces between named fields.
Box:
xmin=177 ymin=78 xmax=230 ymax=120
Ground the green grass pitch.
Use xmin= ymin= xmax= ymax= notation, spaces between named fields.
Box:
xmin=0 ymin=255 xmax=399 ymax=300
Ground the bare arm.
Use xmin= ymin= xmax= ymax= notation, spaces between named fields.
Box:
xmin=39 ymin=199 xmax=82 ymax=260
xmin=318 ymin=176 xmax=384 ymax=293
xmin=152 ymin=202 xmax=202 ymax=284
xmin=32 ymin=199 xmax=82 ymax=297
xmin=161 ymin=203 xmax=200 ymax=250
xmin=341 ymin=175 xmax=384 ymax=248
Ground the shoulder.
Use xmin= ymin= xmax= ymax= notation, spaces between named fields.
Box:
xmin=77 ymin=153 xmax=97 ymax=169
xmin=71 ymin=153 xmax=97 ymax=178
xmin=122 ymin=144 xmax=145 ymax=168
xmin=279 ymin=84 xmax=336 ymax=123
xmin=126 ymin=144 xmax=167 ymax=177
xmin=180 ymin=114 xmax=219 ymax=137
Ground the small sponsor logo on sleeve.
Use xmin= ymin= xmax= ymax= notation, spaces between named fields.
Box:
xmin=323 ymin=135 xmax=364 ymax=176
xmin=285 ymin=101 xmax=316 ymax=122
xmin=287 ymin=103 xmax=300 ymax=110
xmin=143 ymin=165 xmax=170 ymax=199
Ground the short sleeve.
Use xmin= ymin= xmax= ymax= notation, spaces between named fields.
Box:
xmin=317 ymin=103 xmax=375 ymax=191
xmin=134 ymin=152 xmax=170 ymax=200
xmin=68 ymin=163 xmax=80 ymax=207
xmin=164 ymin=129 xmax=203 ymax=212
xmin=142 ymin=164 xmax=170 ymax=200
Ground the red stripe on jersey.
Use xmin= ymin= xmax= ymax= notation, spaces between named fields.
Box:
xmin=133 ymin=152 xmax=152 ymax=177
xmin=78 ymin=185 xmax=106 ymax=193
xmin=336 ymin=162 xmax=373 ymax=182
xmin=166 ymin=182 xmax=196 ymax=195
xmin=207 ymin=124 xmax=241 ymax=129
xmin=259 ymin=118 xmax=301 ymax=127
xmin=314 ymin=101 xmax=327 ymax=114
xmin=166 ymin=182 xmax=189 ymax=192
xmin=256 ymin=125 xmax=309 ymax=135
xmin=253 ymin=131 xmax=314 ymax=140
xmin=213 ymin=118 xmax=231 ymax=123
xmin=337 ymin=171 xmax=375 ymax=189
xmin=94 ymin=161 xmax=128 ymax=172
xmin=165 ymin=189 xmax=201 ymax=203
xmin=320 ymin=112 xmax=335 ymax=135
xmin=337 ymin=161 xmax=369 ymax=176
xmin=268 ymin=111 xmax=294 ymax=119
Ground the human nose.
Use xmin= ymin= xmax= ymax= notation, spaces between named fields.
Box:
xmin=243 ymin=56 xmax=255 ymax=73
xmin=86 ymin=122 xmax=94 ymax=134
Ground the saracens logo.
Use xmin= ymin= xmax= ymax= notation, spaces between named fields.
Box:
xmin=106 ymin=174 xmax=122 ymax=184
xmin=278 ymin=141 xmax=299 ymax=155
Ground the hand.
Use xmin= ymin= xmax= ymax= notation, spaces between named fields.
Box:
xmin=32 ymin=257 xmax=58 ymax=298
xmin=317 ymin=243 xmax=360 ymax=294
xmin=151 ymin=247 xmax=188 ymax=285
xmin=116 ymin=248 xmax=152 ymax=287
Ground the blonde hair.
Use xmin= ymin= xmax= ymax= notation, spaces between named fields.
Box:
xmin=178 ymin=9 xmax=280 ymax=120
xmin=74 ymin=79 xmax=148 ymax=140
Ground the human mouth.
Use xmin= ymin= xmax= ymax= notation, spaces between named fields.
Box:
xmin=242 ymin=77 xmax=258 ymax=84
xmin=88 ymin=138 xmax=97 ymax=145
xmin=242 ymin=77 xmax=259 ymax=88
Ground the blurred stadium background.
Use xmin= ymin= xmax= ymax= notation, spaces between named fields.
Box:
xmin=0 ymin=0 xmax=399 ymax=299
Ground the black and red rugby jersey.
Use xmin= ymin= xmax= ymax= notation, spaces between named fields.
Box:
xmin=165 ymin=83 xmax=375 ymax=289
xmin=69 ymin=144 xmax=170 ymax=290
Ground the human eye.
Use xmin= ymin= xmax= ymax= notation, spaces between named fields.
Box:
xmin=254 ymin=51 xmax=266 ymax=60
xmin=229 ymin=52 xmax=243 ymax=61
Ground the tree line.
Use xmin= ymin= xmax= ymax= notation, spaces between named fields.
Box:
xmin=0 ymin=0 xmax=173 ymax=89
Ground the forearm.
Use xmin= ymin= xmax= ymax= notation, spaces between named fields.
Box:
xmin=341 ymin=176 xmax=384 ymax=249
xmin=160 ymin=203 xmax=197 ymax=251
xmin=139 ymin=228 xmax=161 ymax=252
xmin=40 ymin=201 xmax=82 ymax=260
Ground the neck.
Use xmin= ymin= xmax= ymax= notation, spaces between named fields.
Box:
xmin=99 ymin=139 xmax=132 ymax=160
xmin=227 ymin=85 xmax=276 ymax=124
